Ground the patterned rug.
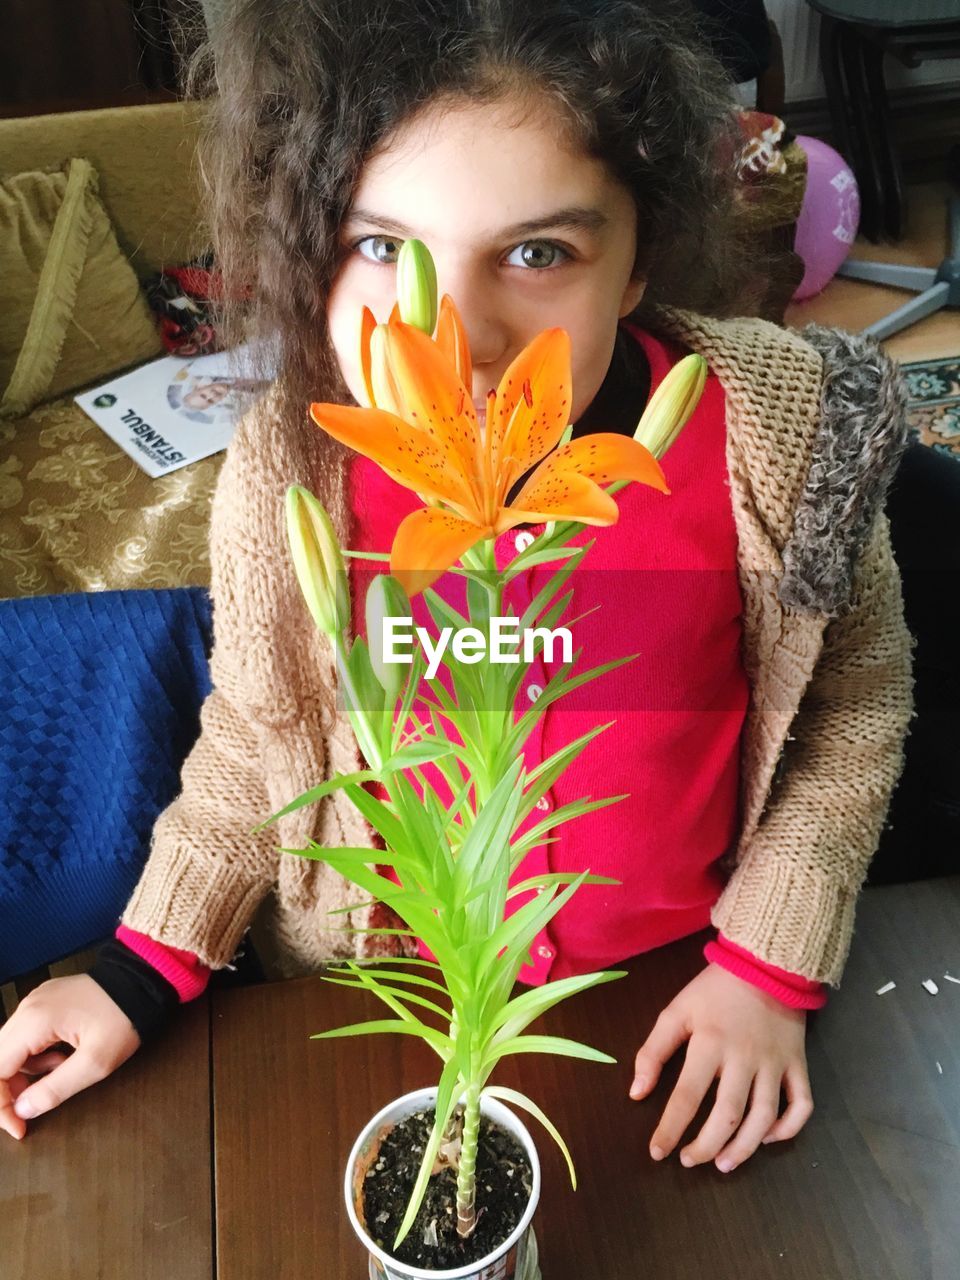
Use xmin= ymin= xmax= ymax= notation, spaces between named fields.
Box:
xmin=901 ymin=357 xmax=960 ymax=461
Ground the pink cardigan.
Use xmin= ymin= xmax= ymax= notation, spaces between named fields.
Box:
xmin=118 ymin=323 xmax=825 ymax=1012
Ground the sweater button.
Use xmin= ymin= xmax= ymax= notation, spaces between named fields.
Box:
xmin=535 ymin=795 xmax=551 ymax=811
xmin=514 ymin=529 xmax=536 ymax=552
xmin=536 ymin=945 xmax=553 ymax=960
xmin=527 ymin=683 xmax=544 ymax=702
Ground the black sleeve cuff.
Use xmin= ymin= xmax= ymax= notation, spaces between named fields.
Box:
xmin=88 ymin=938 xmax=182 ymax=1045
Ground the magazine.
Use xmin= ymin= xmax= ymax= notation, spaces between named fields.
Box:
xmin=75 ymin=344 xmax=271 ymax=478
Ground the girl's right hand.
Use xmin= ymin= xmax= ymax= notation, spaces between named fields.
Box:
xmin=0 ymin=974 xmax=141 ymax=1140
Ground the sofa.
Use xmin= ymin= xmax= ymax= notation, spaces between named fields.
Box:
xmin=0 ymin=101 xmax=218 ymax=602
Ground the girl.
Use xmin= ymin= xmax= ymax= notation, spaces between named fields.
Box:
xmin=0 ymin=0 xmax=913 ymax=1183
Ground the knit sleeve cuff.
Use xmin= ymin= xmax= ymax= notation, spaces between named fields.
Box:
xmin=116 ymin=924 xmax=211 ymax=1003
xmin=704 ymin=933 xmax=828 ymax=1010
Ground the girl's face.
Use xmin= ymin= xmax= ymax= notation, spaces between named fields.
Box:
xmin=327 ymin=94 xmax=645 ymax=426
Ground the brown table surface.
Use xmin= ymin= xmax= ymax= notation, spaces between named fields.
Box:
xmin=3 ymin=878 xmax=959 ymax=1279
xmin=0 ymin=995 xmax=211 ymax=1279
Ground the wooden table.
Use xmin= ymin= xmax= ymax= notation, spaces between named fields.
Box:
xmin=3 ymin=879 xmax=959 ymax=1278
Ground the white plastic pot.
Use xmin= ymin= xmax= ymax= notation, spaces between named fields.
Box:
xmin=345 ymin=1086 xmax=542 ymax=1280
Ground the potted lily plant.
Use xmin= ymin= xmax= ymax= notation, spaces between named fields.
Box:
xmin=265 ymin=241 xmax=706 ymax=1279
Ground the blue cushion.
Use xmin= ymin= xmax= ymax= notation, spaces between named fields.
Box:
xmin=0 ymin=588 xmax=213 ymax=983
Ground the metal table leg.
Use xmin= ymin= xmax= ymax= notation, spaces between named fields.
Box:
xmin=860 ymin=30 xmax=906 ymax=239
xmin=838 ymin=22 xmax=886 ymax=242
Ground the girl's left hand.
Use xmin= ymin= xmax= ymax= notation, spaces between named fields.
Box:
xmin=630 ymin=962 xmax=813 ymax=1173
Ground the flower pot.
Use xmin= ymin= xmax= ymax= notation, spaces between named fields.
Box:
xmin=345 ymin=1086 xmax=542 ymax=1280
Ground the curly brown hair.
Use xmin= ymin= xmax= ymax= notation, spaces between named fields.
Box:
xmin=190 ymin=0 xmax=754 ymax=536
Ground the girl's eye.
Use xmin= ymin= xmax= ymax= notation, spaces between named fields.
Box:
xmin=352 ymin=235 xmax=571 ymax=271
xmin=354 ymin=235 xmax=404 ymax=264
xmin=504 ymin=240 xmax=570 ymax=270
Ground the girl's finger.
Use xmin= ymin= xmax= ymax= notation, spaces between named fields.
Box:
xmin=6 ymin=1050 xmax=74 ymax=1102
xmin=761 ymin=1061 xmax=814 ymax=1144
xmin=21 ymin=1050 xmax=71 ymax=1076
xmin=631 ymin=1006 xmax=689 ymax=1099
xmin=711 ymin=1067 xmax=784 ymax=1172
xmin=678 ymin=1057 xmax=754 ymax=1167
xmin=7 ymin=1072 xmax=33 ymax=1103
xmin=649 ymin=1034 xmax=722 ymax=1161
xmin=0 ymin=1081 xmax=26 ymax=1141
xmin=12 ymin=1047 xmax=112 ymax=1122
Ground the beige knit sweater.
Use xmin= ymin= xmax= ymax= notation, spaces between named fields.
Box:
xmin=121 ymin=310 xmax=915 ymax=987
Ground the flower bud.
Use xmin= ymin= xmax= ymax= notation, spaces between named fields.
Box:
xmin=365 ymin=573 xmax=412 ymax=702
xmin=633 ymin=353 xmax=707 ymax=460
xmin=396 ymin=239 xmax=438 ymax=336
xmin=285 ymin=485 xmax=350 ymax=636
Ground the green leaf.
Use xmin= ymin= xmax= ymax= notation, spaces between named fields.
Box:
xmin=389 ymin=739 xmax=457 ymax=769
xmin=510 ymin=794 xmax=628 ymax=860
xmin=477 ymin=871 xmax=585 ymax=975
xmin=309 ymin=850 xmax=447 ymax=939
xmin=505 ymin=872 xmax=620 ymax=898
xmin=466 ymin=571 xmax=495 ymax=634
xmin=483 ymin=1085 xmax=578 ymax=1189
xmin=332 ymin=925 xmax=417 ymax=938
xmin=324 ymin=897 xmax=399 ymax=917
xmin=482 ymin=1033 xmax=617 ymax=1074
xmin=387 ymin=770 xmax=454 ymax=895
xmin=321 ymin=972 xmax=451 ymax=1028
xmin=251 ymin=768 xmax=380 ymax=832
xmin=503 ymin=596 xmax=578 ymax=709
xmin=502 ymin=542 xmax=583 ymax=580
xmin=490 ymin=969 xmax=626 ymax=1043
xmin=392 ymin=648 xmax=428 ymax=754
xmin=421 ymin=589 xmax=469 ymax=641
xmin=281 ymin=845 xmax=430 ymax=898
xmin=340 ymin=782 xmax=408 ymax=855
xmin=415 ymin=678 xmax=473 ymax=759
xmin=504 ymin=652 xmax=637 ymax=763
xmin=523 ymin=722 xmax=613 ymax=791
xmin=477 ymin=872 xmax=592 ymax=1011
xmin=451 ymin=756 xmax=523 ymax=906
xmin=326 ymin=964 xmax=449 ymax=996
xmin=310 ymin=1019 xmax=452 ymax=1054
xmin=516 ymin=544 xmax=587 ymax=633
xmin=393 ymin=1056 xmax=463 ymax=1250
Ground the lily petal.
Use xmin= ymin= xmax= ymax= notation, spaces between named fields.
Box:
xmin=531 ymin=433 xmax=670 ymax=494
xmin=309 ymin=402 xmax=475 ymax=513
xmin=369 ymin=325 xmax=407 ymax=420
xmin=390 ymin=506 xmax=491 ymax=597
xmin=358 ymin=306 xmax=377 ymax=408
xmin=496 ymin=472 xmax=621 ymax=531
xmin=435 ymin=294 xmax=472 ymax=392
xmin=383 ymin=319 xmax=483 ymax=498
xmin=491 ymin=328 xmax=572 ymax=503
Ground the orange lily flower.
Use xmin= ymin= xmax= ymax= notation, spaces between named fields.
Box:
xmin=310 ymin=297 xmax=669 ymax=596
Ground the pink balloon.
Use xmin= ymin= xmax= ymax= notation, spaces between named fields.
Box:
xmin=791 ymin=135 xmax=860 ymax=301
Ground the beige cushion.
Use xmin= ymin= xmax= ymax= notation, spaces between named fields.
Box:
xmin=0 ymin=157 xmax=162 ymax=419
xmin=0 ymin=102 xmax=209 ymax=279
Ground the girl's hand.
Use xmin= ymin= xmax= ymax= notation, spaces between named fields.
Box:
xmin=0 ymin=975 xmax=141 ymax=1140
xmin=630 ymin=962 xmax=813 ymax=1173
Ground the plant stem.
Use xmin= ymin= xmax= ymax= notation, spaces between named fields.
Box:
xmin=455 ymin=1081 xmax=481 ymax=1238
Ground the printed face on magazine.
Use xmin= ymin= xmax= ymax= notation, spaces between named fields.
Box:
xmin=327 ymin=91 xmax=646 ymax=422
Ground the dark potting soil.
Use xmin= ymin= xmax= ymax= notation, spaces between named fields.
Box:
xmin=362 ymin=1105 xmax=533 ymax=1270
